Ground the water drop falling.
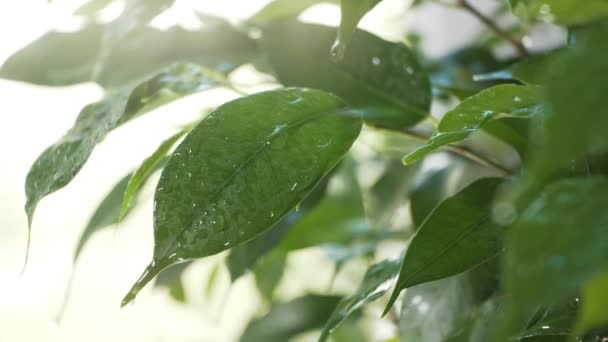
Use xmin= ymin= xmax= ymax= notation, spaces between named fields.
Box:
xmin=371 ymin=57 xmax=381 ymax=66
xmin=330 ymin=39 xmax=347 ymax=62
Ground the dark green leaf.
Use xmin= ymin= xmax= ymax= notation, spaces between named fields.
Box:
xmin=504 ymin=177 xmax=608 ymax=335
xmin=250 ymin=0 xmax=338 ymax=23
xmin=508 ymin=0 xmax=608 ymax=25
xmin=73 ymin=173 xmax=131 ymax=262
xmin=333 ymin=0 xmax=382 ymax=60
xmin=320 ymin=258 xmax=400 ymax=342
xmin=239 ymin=294 xmax=342 ymax=342
xmin=385 ymin=178 xmax=504 ymax=313
xmin=473 ymin=52 xmax=562 ymax=85
xmin=120 ymin=127 xmax=193 ymax=221
xmin=575 ymin=272 xmax=608 ymax=335
xmin=24 ymin=63 xmax=224 ymax=240
xmin=253 ymin=251 xmax=287 ymax=302
xmin=262 ymin=21 xmax=431 ymax=130
xmin=409 ymin=168 xmax=451 ymax=228
xmin=403 ymin=85 xmax=542 ymax=165
xmin=121 ymin=88 xmax=362 ymax=306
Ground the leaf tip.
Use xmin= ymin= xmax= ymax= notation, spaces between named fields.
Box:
xmin=121 ymin=260 xmax=167 ymax=307
xmin=381 ymin=287 xmax=401 ymax=318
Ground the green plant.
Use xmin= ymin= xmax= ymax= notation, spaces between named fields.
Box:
xmin=4 ymin=0 xmax=608 ymax=340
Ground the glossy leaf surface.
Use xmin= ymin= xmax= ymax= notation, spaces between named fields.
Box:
xmin=239 ymin=294 xmax=342 ymax=342
xmin=25 ymin=63 xmax=224 ymax=231
xmin=121 ymin=88 xmax=361 ymax=305
xmin=385 ymin=178 xmax=503 ymax=312
xmin=262 ymin=21 xmax=431 ymax=129
xmin=505 ymin=177 xmax=608 ymax=333
xmin=334 ymin=0 xmax=382 ymax=60
xmin=403 ymin=85 xmax=542 ymax=165
xmin=320 ymin=258 xmax=400 ymax=342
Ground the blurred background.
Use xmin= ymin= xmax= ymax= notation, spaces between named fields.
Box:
xmin=0 ymin=1 xmax=564 ymax=341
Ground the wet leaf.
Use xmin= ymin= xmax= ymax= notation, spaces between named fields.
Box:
xmin=320 ymin=258 xmax=400 ymax=342
xmin=504 ymin=177 xmax=608 ymax=335
xmin=121 ymin=88 xmax=361 ymax=306
xmin=250 ymin=0 xmax=338 ymax=23
xmin=1 ymin=21 xmax=256 ymax=88
xmin=575 ymin=272 xmax=608 ymax=335
xmin=334 ymin=0 xmax=383 ymax=60
xmin=403 ymin=85 xmax=542 ymax=165
xmin=239 ymin=294 xmax=342 ymax=342
xmin=262 ymin=21 xmax=431 ymax=130
xmin=384 ymin=178 xmax=504 ymax=313
xmin=508 ymin=0 xmax=608 ymax=25
xmin=24 ymin=63 xmax=225 ymax=243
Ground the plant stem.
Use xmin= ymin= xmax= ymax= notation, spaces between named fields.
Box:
xmin=457 ymin=0 xmax=529 ymax=58
xmin=400 ymin=129 xmax=512 ymax=176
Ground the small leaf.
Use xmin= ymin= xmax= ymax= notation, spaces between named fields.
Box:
xmin=403 ymin=85 xmax=542 ymax=165
xmin=121 ymin=88 xmax=362 ymax=306
xmin=262 ymin=21 xmax=431 ymax=130
xmin=320 ymin=258 xmax=400 ymax=342
xmin=473 ymin=52 xmax=562 ymax=85
xmin=239 ymin=294 xmax=342 ymax=342
xmin=253 ymin=251 xmax=287 ymax=302
xmin=503 ymin=177 xmax=608 ymax=335
xmin=575 ymin=272 xmax=608 ymax=335
xmin=250 ymin=0 xmax=338 ymax=23
xmin=74 ymin=174 xmax=131 ymax=262
xmin=120 ymin=127 xmax=193 ymax=221
xmin=384 ymin=178 xmax=504 ymax=314
xmin=24 ymin=63 xmax=225 ymax=256
xmin=333 ymin=0 xmax=383 ymax=60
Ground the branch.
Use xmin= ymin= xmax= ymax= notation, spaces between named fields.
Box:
xmin=457 ymin=0 xmax=529 ymax=58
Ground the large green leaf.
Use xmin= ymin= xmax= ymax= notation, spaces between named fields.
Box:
xmin=320 ymin=258 xmax=400 ymax=342
xmin=121 ymin=88 xmax=362 ymax=306
xmin=504 ymin=177 xmax=608 ymax=335
xmin=239 ymin=294 xmax=342 ymax=342
xmin=574 ymin=272 xmax=608 ymax=335
xmin=508 ymin=0 xmax=608 ymax=25
xmin=384 ymin=178 xmax=504 ymax=313
xmin=250 ymin=0 xmax=338 ymax=23
xmin=24 ymin=63 xmax=225 ymax=244
xmin=403 ymin=85 xmax=542 ymax=165
xmin=333 ymin=0 xmax=383 ymax=60
xmin=1 ymin=20 xmax=256 ymax=88
xmin=262 ymin=21 xmax=431 ymax=130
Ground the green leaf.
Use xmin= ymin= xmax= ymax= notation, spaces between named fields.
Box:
xmin=504 ymin=177 xmax=608 ymax=335
xmin=1 ymin=21 xmax=256 ymax=88
xmin=262 ymin=21 xmax=431 ymax=130
xmin=154 ymin=261 xmax=192 ymax=303
xmin=24 ymin=63 xmax=224 ymax=246
xmin=517 ymin=300 xmax=578 ymax=340
xmin=239 ymin=294 xmax=342 ymax=342
xmin=384 ymin=178 xmax=504 ymax=314
xmin=403 ymin=85 xmax=542 ymax=165
xmin=119 ymin=127 xmax=193 ymax=221
xmin=121 ymin=88 xmax=362 ymax=306
xmin=253 ymin=251 xmax=287 ymax=302
xmin=508 ymin=0 xmax=608 ymax=25
xmin=409 ymin=168 xmax=451 ymax=228
xmin=473 ymin=52 xmax=562 ymax=85
xmin=333 ymin=0 xmax=383 ymax=60
xmin=320 ymin=258 xmax=400 ymax=342
xmin=73 ymin=174 xmax=131 ymax=262
xmin=575 ymin=272 xmax=608 ymax=335
xmin=399 ymin=274 xmax=477 ymax=342
xmin=250 ymin=0 xmax=338 ymax=23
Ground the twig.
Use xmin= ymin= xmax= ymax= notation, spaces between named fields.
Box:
xmin=457 ymin=0 xmax=529 ymax=58
xmin=399 ymin=129 xmax=513 ymax=176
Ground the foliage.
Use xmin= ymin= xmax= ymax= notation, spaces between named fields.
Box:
xmin=5 ymin=0 xmax=608 ymax=340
